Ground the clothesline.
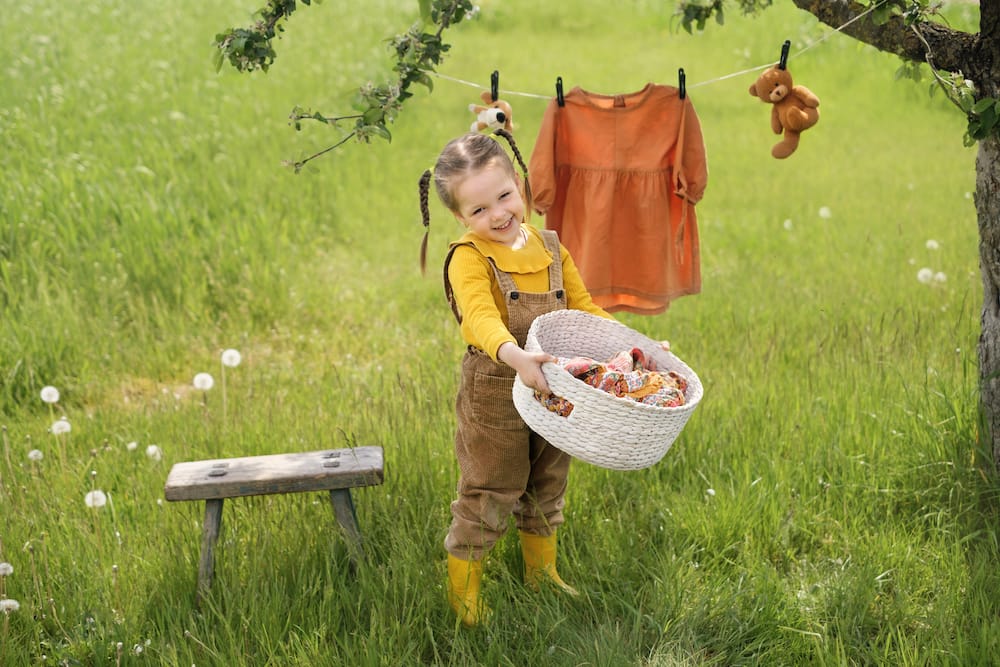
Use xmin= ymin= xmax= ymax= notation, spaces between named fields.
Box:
xmin=426 ymin=0 xmax=883 ymax=101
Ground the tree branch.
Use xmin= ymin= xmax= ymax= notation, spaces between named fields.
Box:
xmin=790 ymin=0 xmax=975 ymax=72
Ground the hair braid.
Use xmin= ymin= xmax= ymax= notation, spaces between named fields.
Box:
xmin=494 ymin=129 xmax=532 ymax=214
xmin=418 ymin=169 xmax=432 ymax=275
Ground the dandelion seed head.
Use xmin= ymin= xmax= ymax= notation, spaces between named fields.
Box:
xmin=146 ymin=444 xmax=163 ymax=462
xmin=926 ymin=239 xmax=940 ymax=250
xmin=50 ymin=418 xmax=71 ymax=435
xmin=85 ymin=489 xmax=108 ymax=508
xmin=917 ymin=267 xmax=934 ymax=284
xmin=782 ymin=219 xmax=793 ymax=230
xmin=40 ymin=386 xmax=60 ymax=403
xmin=221 ymin=349 xmax=242 ymax=368
xmin=0 ymin=599 xmax=20 ymax=613
xmin=28 ymin=449 xmax=43 ymax=462
xmin=193 ymin=373 xmax=214 ymax=391
xmin=126 ymin=441 xmax=138 ymax=452
xmin=818 ymin=206 xmax=832 ymax=219
xmin=0 ymin=562 xmax=13 ymax=576
xmin=934 ymin=271 xmax=947 ymax=283
xmin=706 ymin=488 xmax=716 ymax=497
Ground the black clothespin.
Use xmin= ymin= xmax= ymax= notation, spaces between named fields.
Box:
xmin=778 ymin=40 xmax=791 ymax=70
xmin=490 ymin=70 xmax=499 ymax=102
xmin=556 ymin=76 xmax=565 ymax=107
xmin=678 ymin=68 xmax=686 ymax=100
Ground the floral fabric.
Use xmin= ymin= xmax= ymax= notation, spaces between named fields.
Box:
xmin=535 ymin=347 xmax=689 ymax=417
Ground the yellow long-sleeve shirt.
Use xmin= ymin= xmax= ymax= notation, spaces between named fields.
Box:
xmin=447 ymin=224 xmax=612 ymax=361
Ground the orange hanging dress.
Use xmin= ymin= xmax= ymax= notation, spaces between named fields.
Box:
xmin=529 ymin=83 xmax=708 ymax=315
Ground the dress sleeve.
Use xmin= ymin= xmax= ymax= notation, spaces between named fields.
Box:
xmin=675 ymin=97 xmax=708 ymax=205
xmin=447 ymin=245 xmax=517 ymax=361
xmin=560 ymin=244 xmax=614 ymax=320
xmin=528 ymin=98 xmax=559 ymax=218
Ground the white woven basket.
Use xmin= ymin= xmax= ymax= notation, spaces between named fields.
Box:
xmin=512 ymin=309 xmax=703 ymax=471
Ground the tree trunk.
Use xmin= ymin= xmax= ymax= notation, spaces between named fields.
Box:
xmin=976 ymin=136 xmax=1000 ymax=465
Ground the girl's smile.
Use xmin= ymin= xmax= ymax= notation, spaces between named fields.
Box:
xmin=453 ymin=163 xmax=526 ymax=248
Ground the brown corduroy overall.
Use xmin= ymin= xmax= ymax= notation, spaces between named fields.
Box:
xmin=443 ymin=230 xmax=571 ymax=561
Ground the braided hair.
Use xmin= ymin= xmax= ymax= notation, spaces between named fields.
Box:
xmin=418 ymin=130 xmax=531 ymax=274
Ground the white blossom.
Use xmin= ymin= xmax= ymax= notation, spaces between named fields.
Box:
xmin=818 ymin=206 xmax=832 ymax=219
xmin=934 ymin=271 xmax=947 ymax=283
xmin=925 ymin=239 xmax=940 ymax=250
xmin=85 ymin=490 xmax=108 ymax=508
xmin=0 ymin=562 xmax=12 ymax=576
xmin=51 ymin=418 xmax=71 ymax=435
xmin=27 ymin=449 xmax=43 ymax=462
xmin=0 ymin=599 xmax=19 ymax=613
xmin=146 ymin=444 xmax=163 ymax=462
xmin=193 ymin=373 xmax=214 ymax=391
xmin=221 ymin=349 xmax=242 ymax=368
xmin=40 ymin=386 xmax=60 ymax=403
xmin=917 ymin=267 xmax=934 ymax=284
xmin=126 ymin=441 xmax=138 ymax=452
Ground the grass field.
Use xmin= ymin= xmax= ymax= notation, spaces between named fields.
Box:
xmin=1 ymin=0 xmax=997 ymax=665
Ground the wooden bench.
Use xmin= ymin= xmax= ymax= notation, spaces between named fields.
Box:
xmin=164 ymin=446 xmax=384 ymax=603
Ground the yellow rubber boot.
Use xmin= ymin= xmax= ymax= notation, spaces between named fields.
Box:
xmin=446 ymin=554 xmax=490 ymax=626
xmin=519 ymin=531 xmax=579 ymax=596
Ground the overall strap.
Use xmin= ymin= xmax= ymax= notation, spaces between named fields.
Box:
xmin=489 ymin=258 xmax=518 ymax=294
xmin=442 ymin=242 xmax=471 ymax=324
xmin=540 ymin=229 xmax=564 ymax=292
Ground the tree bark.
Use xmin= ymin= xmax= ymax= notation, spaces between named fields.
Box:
xmin=977 ymin=136 xmax=1000 ymax=465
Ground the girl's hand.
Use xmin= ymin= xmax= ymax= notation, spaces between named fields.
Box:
xmin=498 ymin=342 xmax=556 ymax=394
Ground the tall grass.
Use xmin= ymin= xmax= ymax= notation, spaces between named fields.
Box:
xmin=1 ymin=0 xmax=996 ymax=664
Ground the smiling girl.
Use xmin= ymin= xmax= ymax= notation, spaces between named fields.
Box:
xmin=419 ymin=131 xmax=612 ymax=626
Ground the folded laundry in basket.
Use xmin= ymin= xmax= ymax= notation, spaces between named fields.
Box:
xmin=534 ymin=347 xmax=689 ymax=417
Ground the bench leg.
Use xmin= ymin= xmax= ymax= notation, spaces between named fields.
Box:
xmin=196 ymin=498 xmax=224 ymax=606
xmin=329 ymin=489 xmax=365 ymax=564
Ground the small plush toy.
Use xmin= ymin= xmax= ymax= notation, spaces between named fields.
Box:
xmin=469 ymin=90 xmax=513 ymax=134
xmin=748 ymin=65 xmax=820 ymax=159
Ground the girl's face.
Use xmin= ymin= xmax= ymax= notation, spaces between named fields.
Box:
xmin=452 ymin=163 xmax=525 ymax=247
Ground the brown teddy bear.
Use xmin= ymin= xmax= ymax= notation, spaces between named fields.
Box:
xmin=469 ymin=90 xmax=513 ymax=134
xmin=748 ymin=65 xmax=820 ymax=159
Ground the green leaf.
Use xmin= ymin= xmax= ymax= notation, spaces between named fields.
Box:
xmin=973 ymin=97 xmax=996 ymax=114
xmin=362 ymin=108 xmax=385 ymax=125
xmin=979 ymin=105 xmax=997 ymax=133
xmin=415 ymin=72 xmax=434 ymax=91
xmin=371 ymin=125 xmax=392 ymax=142
xmin=872 ymin=5 xmax=892 ymax=25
